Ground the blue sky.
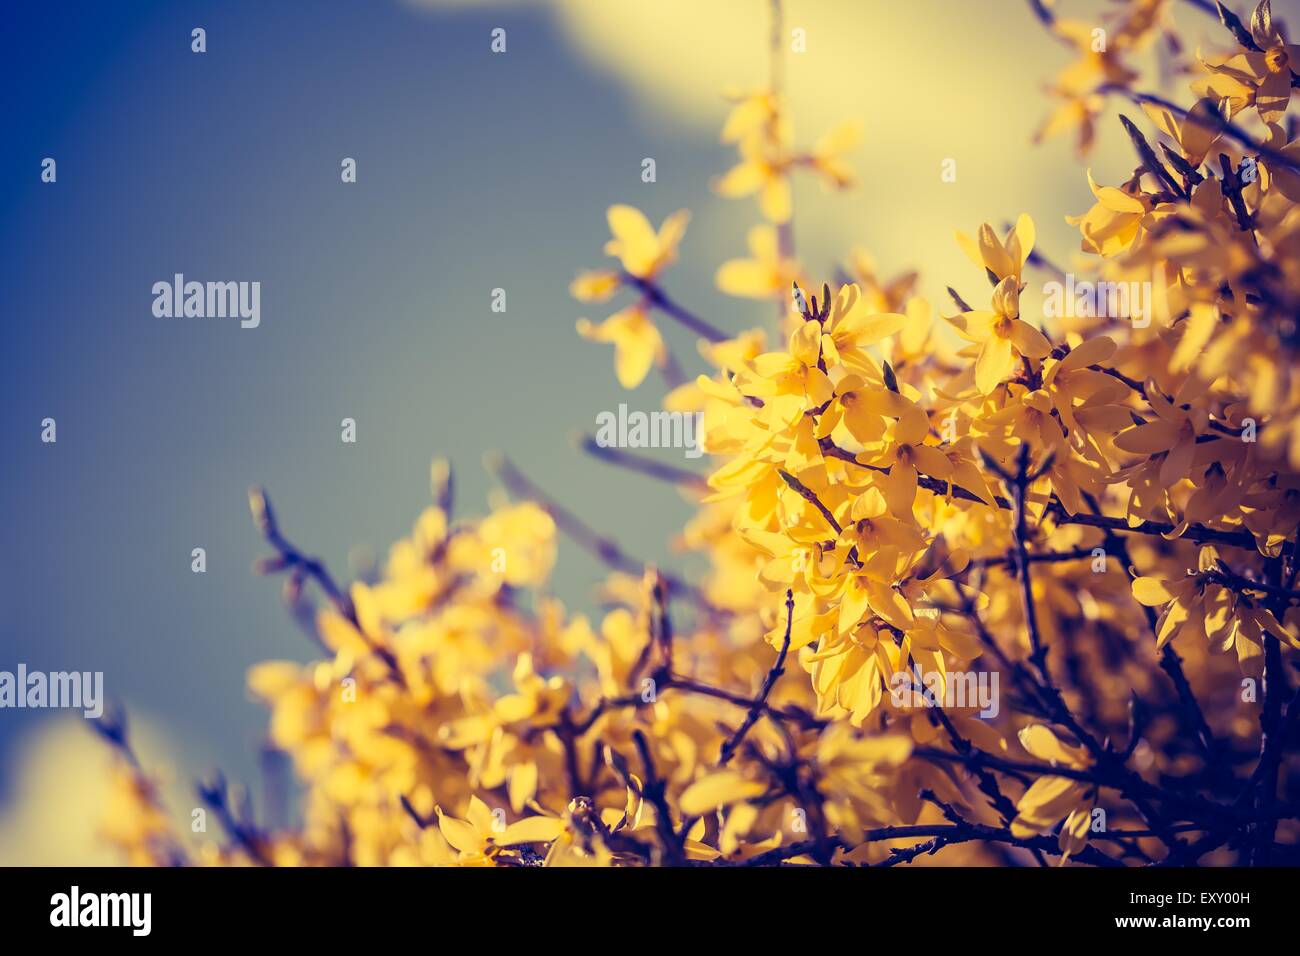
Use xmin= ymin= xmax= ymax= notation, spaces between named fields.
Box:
xmin=0 ymin=0 xmax=741 ymax=808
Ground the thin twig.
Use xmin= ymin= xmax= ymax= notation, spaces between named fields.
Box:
xmin=719 ymin=590 xmax=795 ymax=765
xmin=488 ymin=453 xmax=725 ymax=615
xmin=625 ymin=275 xmax=729 ymax=342
xmin=249 ymin=486 xmax=404 ymax=683
xmin=577 ymin=433 xmax=709 ymax=490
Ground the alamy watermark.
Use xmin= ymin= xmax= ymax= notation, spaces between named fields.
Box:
xmin=0 ymin=664 xmax=103 ymax=718
xmin=1042 ymin=266 xmax=1169 ymax=328
xmin=594 ymin=403 xmax=706 ymax=459
xmin=889 ymin=668 xmax=1000 ymax=719
xmin=50 ymin=886 xmax=151 ymax=936
xmin=152 ymin=274 xmax=260 ymax=329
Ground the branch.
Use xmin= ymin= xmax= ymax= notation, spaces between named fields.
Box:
xmin=249 ymin=486 xmax=355 ymax=621
xmin=743 ymin=822 xmax=1124 ymax=867
xmin=1212 ymin=0 xmax=1263 ymax=52
xmin=1207 ymin=564 xmax=1300 ymax=604
xmin=1045 ymin=500 xmax=1259 ymax=550
xmin=197 ymin=771 xmax=273 ymax=866
xmin=488 ymin=453 xmax=726 ymax=616
xmin=919 ymin=663 xmax=1051 ymax=866
xmin=625 ymin=274 xmax=729 ymax=342
xmin=1100 ymin=87 xmax=1300 ymax=176
xmin=249 ymin=486 xmax=405 ymax=683
xmin=821 ymin=438 xmax=1259 ymax=548
xmin=777 ymin=469 xmax=842 ymax=533
xmin=1084 ymin=492 xmax=1225 ymax=773
xmin=1253 ymin=554 xmax=1293 ymax=863
xmin=576 ymin=433 xmax=709 ymax=490
xmin=719 ymin=590 xmax=795 ymax=765
xmin=634 ymin=730 xmax=687 ymax=866
xmin=666 ymin=672 xmax=824 ymax=729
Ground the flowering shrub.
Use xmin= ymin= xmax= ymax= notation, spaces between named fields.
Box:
xmin=99 ymin=0 xmax=1300 ymax=866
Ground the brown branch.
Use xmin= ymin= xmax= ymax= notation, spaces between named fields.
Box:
xmin=577 ymin=433 xmax=709 ymax=490
xmin=634 ymin=729 xmax=686 ymax=866
xmin=821 ymin=437 xmax=1259 ymax=548
xmin=1100 ymin=87 xmax=1300 ymax=176
xmin=488 ymin=453 xmax=726 ymax=616
xmin=1082 ymin=490 xmax=1228 ymax=788
xmin=777 ymin=469 xmax=842 ymax=533
xmin=249 ymin=486 xmax=355 ymax=621
xmin=1005 ymin=445 xmax=1050 ymax=668
xmin=914 ymin=747 xmax=1233 ymax=833
xmin=742 ymin=822 xmax=1124 ymax=867
xmin=978 ymin=547 xmax=1100 ymax=568
xmin=197 ymin=772 xmax=273 ymax=867
xmin=666 ymin=673 xmax=824 ymax=729
xmin=1254 ymin=553 xmax=1293 ymax=863
xmin=249 ymin=486 xmax=405 ymax=684
xmin=915 ymin=659 xmax=1050 ymax=867
xmin=624 ymin=274 xmax=729 ymax=342
xmin=719 ymin=590 xmax=795 ymax=765
xmin=1207 ymin=564 xmax=1300 ymax=604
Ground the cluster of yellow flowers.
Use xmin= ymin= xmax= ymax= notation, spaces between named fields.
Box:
xmin=100 ymin=0 xmax=1300 ymax=866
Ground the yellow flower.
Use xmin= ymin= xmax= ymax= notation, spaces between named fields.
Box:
xmin=100 ymin=765 xmax=184 ymax=867
xmin=807 ymin=619 xmax=903 ymax=725
xmin=716 ymin=225 xmax=800 ymax=299
xmin=1034 ymin=89 xmax=1104 ymax=156
xmin=1133 ymin=548 xmax=1299 ymax=656
xmin=679 ymin=770 xmax=766 ymax=816
xmin=476 ymin=502 xmax=557 ymax=588
xmin=1010 ymin=725 xmax=1097 ymax=863
xmin=574 ymin=205 xmax=690 ymax=388
xmin=1049 ymin=18 xmax=1139 ymax=95
xmin=1192 ymin=0 xmax=1298 ymax=124
xmin=1041 ymin=335 xmax=1132 ymax=449
xmin=714 ymin=90 xmax=859 ymax=221
xmin=831 ymin=485 xmax=927 ymax=579
xmin=815 ymin=375 xmax=911 ymax=448
xmin=806 ymin=120 xmax=863 ymax=189
xmin=847 ymin=249 xmax=917 ymax=314
xmin=569 ymin=269 xmax=621 ymax=303
xmin=602 ymin=205 xmax=690 ymax=280
xmin=1140 ymin=98 xmax=1222 ymax=168
xmin=955 ymin=214 xmax=1036 ymax=286
xmin=436 ymin=795 xmax=565 ymax=865
xmin=715 ymin=136 xmax=793 ymax=223
xmin=980 ymin=388 xmax=1068 ymax=459
xmin=1066 ymin=171 xmax=1151 ymax=256
xmin=1113 ymin=381 xmax=1205 ymax=491
xmin=1259 ymin=122 xmax=1300 ymax=201
xmin=850 ymin=409 xmax=949 ymax=514
xmin=735 ymin=320 xmax=835 ymax=407
xmin=949 ymin=277 xmax=1052 ymax=394
xmin=576 ymin=304 xmax=666 ymax=389
xmin=816 ymin=283 xmax=908 ymax=380
xmin=719 ymin=88 xmax=785 ymax=146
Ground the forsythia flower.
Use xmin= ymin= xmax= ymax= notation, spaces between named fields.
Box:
xmin=574 ymin=205 xmax=689 ymax=388
xmin=955 ymin=215 xmax=1036 ymax=287
xmin=1011 ymin=725 xmax=1096 ymax=863
xmin=715 ymin=88 xmax=860 ymax=222
xmin=949 ymin=275 xmax=1052 ymax=394
xmin=576 ymin=304 xmax=666 ymax=389
xmin=1067 ymin=171 xmax=1152 ymax=256
xmin=1193 ymin=0 xmax=1298 ymax=124
xmin=602 ymin=204 xmax=690 ymax=281
xmin=716 ymin=225 xmax=801 ymax=300
xmin=89 ymin=4 xmax=1300 ymax=872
